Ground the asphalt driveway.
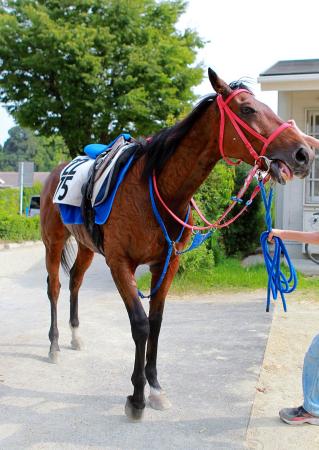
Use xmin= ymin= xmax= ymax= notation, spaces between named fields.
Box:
xmin=0 ymin=244 xmax=272 ymax=449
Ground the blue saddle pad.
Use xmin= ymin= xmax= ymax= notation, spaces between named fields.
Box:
xmin=59 ymin=154 xmax=134 ymax=225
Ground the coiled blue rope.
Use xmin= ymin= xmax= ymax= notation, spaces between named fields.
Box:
xmin=259 ymin=180 xmax=297 ymax=312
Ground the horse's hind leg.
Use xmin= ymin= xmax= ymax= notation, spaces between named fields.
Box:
xmin=45 ymin=241 xmax=65 ymax=363
xmin=69 ymin=243 xmax=94 ymax=350
xmin=145 ymin=256 xmax=179 ymax=410
xmin=109 ymin=258 xmax=149 ymax=420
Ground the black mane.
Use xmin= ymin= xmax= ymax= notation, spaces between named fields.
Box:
xmin=141 ymin=81 xmax=251 ymax=179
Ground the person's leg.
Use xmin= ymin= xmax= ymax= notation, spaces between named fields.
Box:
xmin=303 ymin=334 xmax=319 ymax=417
xmin=279 ymin=334 xmax=319 ymax=425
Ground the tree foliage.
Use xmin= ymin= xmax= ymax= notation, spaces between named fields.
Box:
xmin=221 ymin=163 xmax=264 ymax=257
xmin=0 ymin=125 xmax=69 ymax=171
xmin=0 ymin=0 xmax=204 ymax=157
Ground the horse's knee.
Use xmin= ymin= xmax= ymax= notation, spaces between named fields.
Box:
xmin=47 ymin=275 xmax=61 ymax=301
xmin=130 ymin=316 xmax=150 ymax=343
xmin=49 ymin=326 xmax=59 ymax=343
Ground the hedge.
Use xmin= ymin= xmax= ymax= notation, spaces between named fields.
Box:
xmin=0 ymin=213 xmax=40 ymax=242
xmin=0 ymin=182 xmax=42 ymax=215
xmin=0 ymin=183 xmax=42 ymax=241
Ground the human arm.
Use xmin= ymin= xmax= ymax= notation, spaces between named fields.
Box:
xmin=288 ymin=119 xmax=319 ymax=148
xmin=269 ymin=228 xmax=319 ymax=244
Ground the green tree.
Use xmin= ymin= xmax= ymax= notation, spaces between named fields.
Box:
xmin=0 ymin=0 xmax=204 ymax=158
xmin=0 ymin=125 xmax=69 ymax=171
xmin=0 ymin=126 xmax=37 ymax=171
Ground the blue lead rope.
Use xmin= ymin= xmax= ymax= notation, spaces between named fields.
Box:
xmin=259 ymin=180 xmax=297 ymax=312
xmin=138 ymin=177 xmax=190 ymax=299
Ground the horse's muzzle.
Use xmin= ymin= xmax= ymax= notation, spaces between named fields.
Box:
xmin=268 ymin=145 xmax=314 ymax=185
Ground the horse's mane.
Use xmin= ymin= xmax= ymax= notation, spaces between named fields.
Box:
xmin=141 ymin=81 xmax=251 ymax=179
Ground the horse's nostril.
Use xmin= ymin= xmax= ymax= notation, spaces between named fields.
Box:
xmin=295 ymin=148 xmax=309 ymax=165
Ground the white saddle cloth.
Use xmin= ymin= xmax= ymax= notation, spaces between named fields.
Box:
xmin=53 ymin=146 xmax=127 ymax=207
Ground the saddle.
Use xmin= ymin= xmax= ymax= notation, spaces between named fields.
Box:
xmin=81 ymin=135 xmax=138 ymax=252
xmin=54 ymin=134 xmax=142 ymax=253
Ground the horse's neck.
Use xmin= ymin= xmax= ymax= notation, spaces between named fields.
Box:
xmin=158 ymin=105 xmax=220 ymax=208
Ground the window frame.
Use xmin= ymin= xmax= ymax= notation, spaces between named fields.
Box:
xmin=305 ymin=108 xmax=319 ymax=204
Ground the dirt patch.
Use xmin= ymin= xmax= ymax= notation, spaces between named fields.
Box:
xmin=246 ymin=293 xmax=319 ymax=450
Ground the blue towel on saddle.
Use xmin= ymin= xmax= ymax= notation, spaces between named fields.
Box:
xmin=84 ymin=133 xmax=132 ymax=159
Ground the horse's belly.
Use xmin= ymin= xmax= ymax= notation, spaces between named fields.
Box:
xmin=65 ymin=224 xmax=101 ymax=253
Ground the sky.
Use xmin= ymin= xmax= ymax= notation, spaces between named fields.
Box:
xmin=1 ymin=0 xmax=319 ymax=144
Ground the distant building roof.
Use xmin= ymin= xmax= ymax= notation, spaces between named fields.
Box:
xmin=260 ymin=59 xmax=319 ymax=77
xmin=258 ymin=59 xmax=319 ymax=92
xmin=0 ymin=172 xmax=49 ymax=188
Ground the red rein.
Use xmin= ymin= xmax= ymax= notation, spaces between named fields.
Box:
xmin=153 ymin=89 xmax=292 ymax=231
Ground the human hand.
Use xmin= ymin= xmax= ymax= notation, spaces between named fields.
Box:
xmin=268 ymin=228 xmax=281 ymax=243
xmin=288 ymin=119 xmax=319 ymax=148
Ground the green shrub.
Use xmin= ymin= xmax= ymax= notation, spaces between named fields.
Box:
xmin=0 ymin=213 xmax=40 ymax=241
xmin=178 ymin=240 xmax=215 ymax=274
xmin=221 ymin=163 xmax=264 ymax=257
xmin=177 ymin=162 xmax=235 ymax=273
xmin=0 ymin=187 xmax=20 ymax=215
xmin=0 ymin=182 xmax=42 ymax=215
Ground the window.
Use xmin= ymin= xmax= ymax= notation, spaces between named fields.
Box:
xmin=305 ymin=110 xmax=319 ymax=203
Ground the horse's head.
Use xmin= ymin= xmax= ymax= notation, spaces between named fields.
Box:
xmin=208 ymin=68 xmax=314 ymax=184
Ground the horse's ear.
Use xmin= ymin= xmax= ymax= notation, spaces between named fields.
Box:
xmin=208 ymin=68 xmax=232 ymax=97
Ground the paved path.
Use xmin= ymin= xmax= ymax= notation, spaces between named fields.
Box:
xmin=0 ymin=244 xmax=272 ymax=450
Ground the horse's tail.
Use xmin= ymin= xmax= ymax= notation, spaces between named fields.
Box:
xmin=61 ymin=238 xmax=75 ymax=276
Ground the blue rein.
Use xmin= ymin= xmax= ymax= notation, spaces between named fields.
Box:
xmin=139 ymin=174 xmax=298 ymax=311
xmin=138 ymin=177 xmax=190 ymax=299
xmin=259 ymin=180 xmax=297 ymax=312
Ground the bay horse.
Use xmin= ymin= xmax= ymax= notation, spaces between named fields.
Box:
xmin=40 ymin=69 xmax=314 ymax=420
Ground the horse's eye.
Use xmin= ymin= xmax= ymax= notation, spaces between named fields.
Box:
xmin=240 ymin=106 xmax=256 ymax=115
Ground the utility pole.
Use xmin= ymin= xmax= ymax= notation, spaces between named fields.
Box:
xmin=18 ymin=161 xmax=34 ymax=215
xmin=19 ymin=161 xmax=24 ymax=215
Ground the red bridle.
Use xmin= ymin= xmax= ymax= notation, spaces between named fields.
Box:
xmin=152 ymin=89 xmax=293 ymax=231
xmin=217 ymin=89 xmax=292 ymax=165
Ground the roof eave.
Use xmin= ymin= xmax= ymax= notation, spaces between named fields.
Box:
xmin=258 ymin=73 xmax=319 ymax=91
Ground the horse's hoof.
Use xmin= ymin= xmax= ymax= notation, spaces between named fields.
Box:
xmin=48 ymin=350 xmax=60 ymax=364
xmin=125 ymin=396 xmax=145 ymax=421
xmin=148 ymin=390 xmax=172 ymax=410
xmin=70 ymin=338 xmax=83 ymax=350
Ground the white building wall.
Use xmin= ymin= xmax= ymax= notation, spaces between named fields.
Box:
xmin=276 ymin=90 xmax=319 ymax=257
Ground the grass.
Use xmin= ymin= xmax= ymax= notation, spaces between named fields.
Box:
xmin=137 ymin=258 xmax=319 ymax=296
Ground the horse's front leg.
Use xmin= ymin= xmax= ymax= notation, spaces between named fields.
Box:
xmin=145 ymin=256 xmax=179 ymax=410
xmin=110 ymin=258 xmax=149 ymax=420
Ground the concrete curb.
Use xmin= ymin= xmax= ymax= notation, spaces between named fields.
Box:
xmin=0 ymin=240 xmax=42 ymax=251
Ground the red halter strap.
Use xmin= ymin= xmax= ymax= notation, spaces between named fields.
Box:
xmin=217 ymin=89 xmax=292 ymax=165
